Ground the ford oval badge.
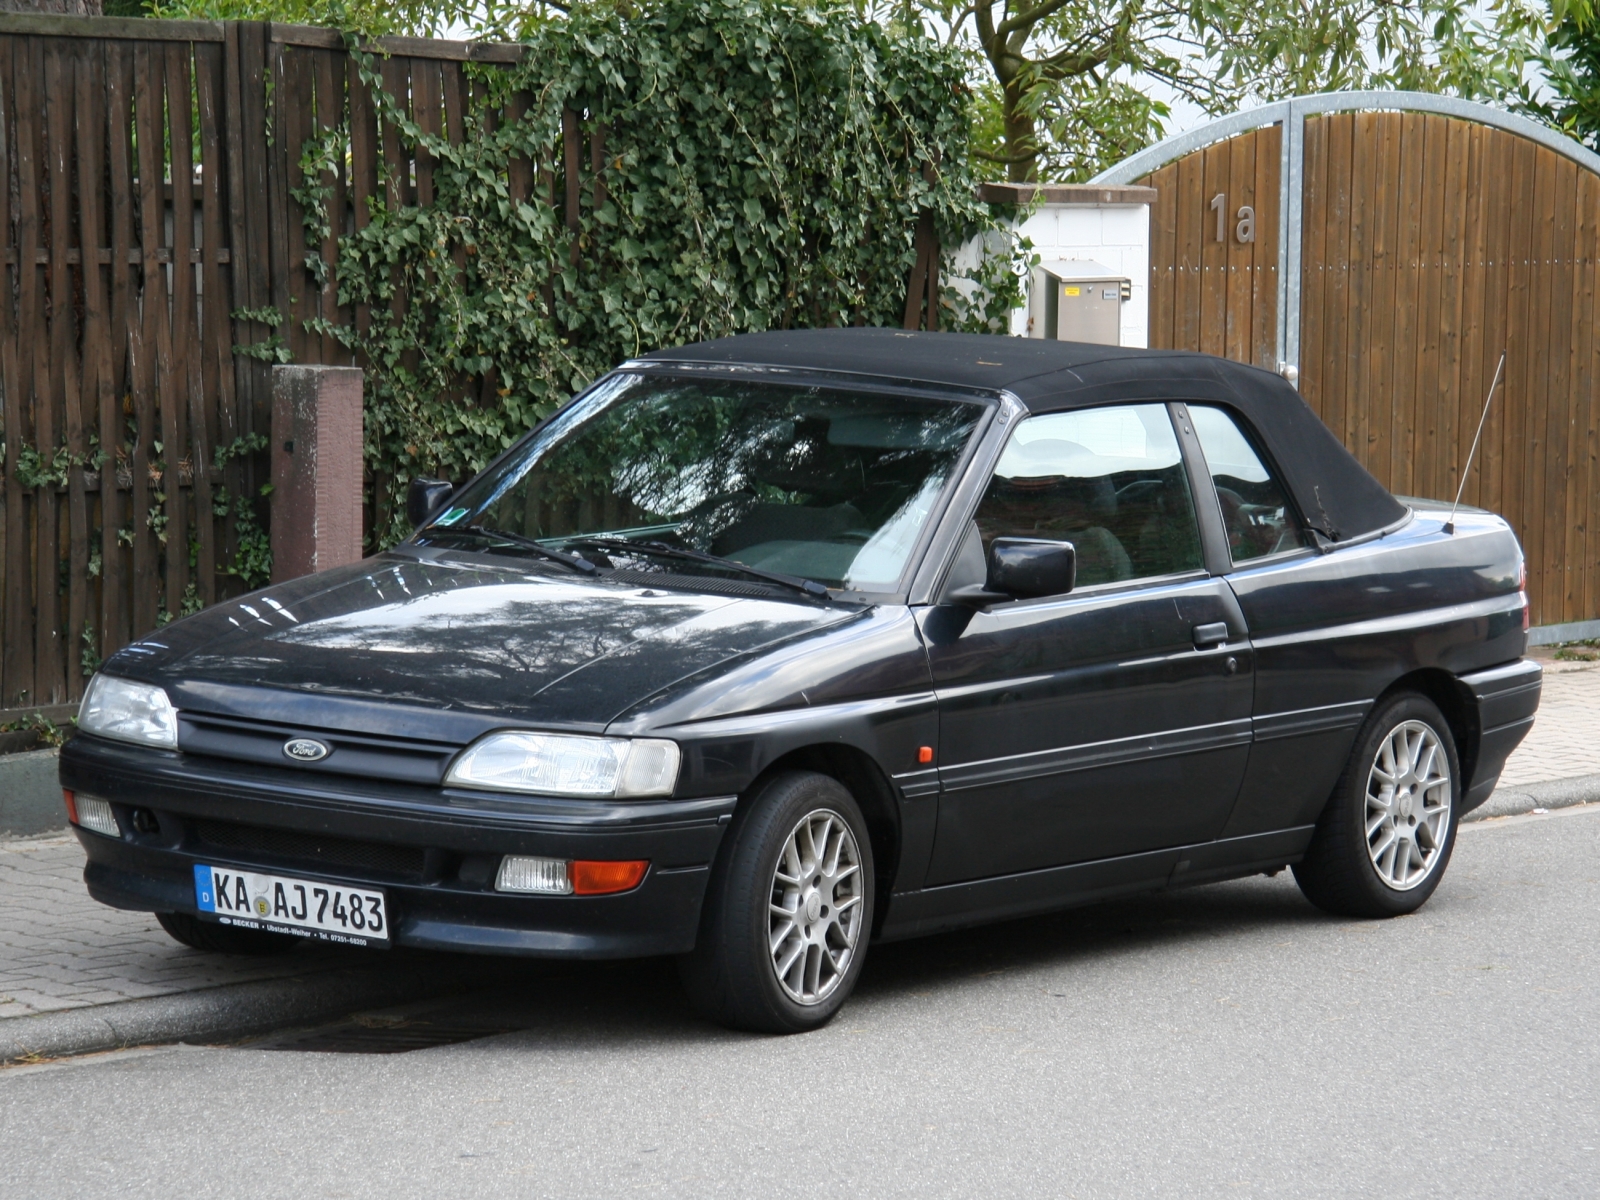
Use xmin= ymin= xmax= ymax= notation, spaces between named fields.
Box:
xmin=283 ymin=737 xmax=330 ymax=763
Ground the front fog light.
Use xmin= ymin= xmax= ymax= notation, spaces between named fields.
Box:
xmin=446 ymin=732 xmax=680 ymax=798
xmin=496 ymin=856 xmax=572 ymax=894
xmin=71 ymin=793 xmax=120 ymax=839
xmin=78 ymin=673 xmax=178 ymax=749
xmin=495 ymin=856 xmax=649 ymax=895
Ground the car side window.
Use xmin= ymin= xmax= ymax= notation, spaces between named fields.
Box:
xmin=973 ymin=404 xmax=1203 ymax=587
xmin=1188 ymin=405 xmax=1306 ymax=563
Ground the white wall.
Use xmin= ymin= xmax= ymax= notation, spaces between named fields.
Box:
xmin=1008 ymin=202 xmax=1150 ymax=346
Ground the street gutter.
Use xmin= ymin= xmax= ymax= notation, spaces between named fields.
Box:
xmin=0 ymin=959 xmax=516 ymax=1067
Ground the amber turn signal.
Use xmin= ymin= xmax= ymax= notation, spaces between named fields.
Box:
xmin=570 ymin=859 xmax=649 ymax=895
xmin=917 ymin=746 xmax=934 ymax=764
xmin=62 ymin=789 xmax=78 ymax=824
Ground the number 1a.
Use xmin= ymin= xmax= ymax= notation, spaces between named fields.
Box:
xmin=1209 ymin=193 xmax=1256 ymax=244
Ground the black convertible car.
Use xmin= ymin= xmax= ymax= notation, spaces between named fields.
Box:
xmin=61 ymin=330 xmax=1541 ymax=1032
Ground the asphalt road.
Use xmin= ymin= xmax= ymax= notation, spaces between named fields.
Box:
xmin=3 ymin=807 xmax=1597 ymax=1199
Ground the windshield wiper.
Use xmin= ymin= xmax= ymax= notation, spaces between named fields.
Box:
xmin=564 ymin=537 xmax=830 ymax=600
xmin=434 ymin=524 xmax=598 ymax=575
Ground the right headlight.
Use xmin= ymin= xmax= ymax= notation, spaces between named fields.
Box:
xmin=78 ymin=674 xmax=179 ymax=749
xmin=444 ymin=732 xmax=680 ymax=798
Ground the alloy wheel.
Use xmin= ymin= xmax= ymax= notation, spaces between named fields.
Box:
xmin=767 ymin=808 xmax=865 ymax=1005
xmin=1365 ymin=719 xmax=1452 ymax=891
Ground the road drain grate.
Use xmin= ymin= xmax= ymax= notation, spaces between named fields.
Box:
xmin=240 ymin=996 xmax=536 ymax=1054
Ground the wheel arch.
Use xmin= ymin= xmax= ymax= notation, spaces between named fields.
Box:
xmin=1377 ymin=668 xmax=1481 ymax=791
xmin=741 ymin=743 xmax=902 ymax=935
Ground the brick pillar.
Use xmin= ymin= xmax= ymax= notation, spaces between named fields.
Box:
xmin=270 ymin=365 xmax=364 ymax=583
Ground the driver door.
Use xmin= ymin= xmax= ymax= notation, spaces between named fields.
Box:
xmin=919 ymin=402 xmax=1253 ymax=885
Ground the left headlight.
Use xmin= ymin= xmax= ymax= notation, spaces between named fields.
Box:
xmin=444 ymin=732 xmax=680 ymax=798
xmin=78 ymin=674 xmax=178 ymax=749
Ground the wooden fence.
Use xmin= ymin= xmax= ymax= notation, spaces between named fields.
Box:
xmin=0 ymin=14 xmax=942 ymax=716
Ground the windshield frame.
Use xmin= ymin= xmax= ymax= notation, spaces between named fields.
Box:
xmin=402 ymin=362 xmax=1005 ymax=605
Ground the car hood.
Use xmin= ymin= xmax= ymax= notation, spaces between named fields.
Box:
xmin=106 ymin=554 xmax=868 ymax=731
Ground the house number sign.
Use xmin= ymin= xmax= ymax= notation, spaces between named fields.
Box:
xmin=1209 ymin=193 xmax=1255 ymax=244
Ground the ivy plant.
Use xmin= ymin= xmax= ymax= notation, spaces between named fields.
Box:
xmin=296 ymin=0 xmax=1015 ymax=547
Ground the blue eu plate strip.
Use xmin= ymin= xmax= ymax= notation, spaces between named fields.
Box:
xmin=193 ymin=864 xmax=216 ymax=912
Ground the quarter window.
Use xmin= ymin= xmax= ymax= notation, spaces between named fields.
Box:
xmin=1188 ymin=405 xmax=1305 ymax=562
xmin=973 ymin=404 xmax=1203 ymax=587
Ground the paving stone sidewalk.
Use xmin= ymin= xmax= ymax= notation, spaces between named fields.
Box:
xmin=1497 ymin=657 xmax=1600 ymax=788
xmin=0 ymin=835 xmax=351 ymax=1021
xmin=3 ymin=661 xmax=1597 ymax=1028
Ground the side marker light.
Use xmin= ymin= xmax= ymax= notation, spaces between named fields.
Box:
xmin=917 ymin=746 xmax=934 ymax=764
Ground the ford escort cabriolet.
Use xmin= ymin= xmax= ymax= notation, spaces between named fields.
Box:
xmin=61 ymin=329 xmax=1541 ymax=1032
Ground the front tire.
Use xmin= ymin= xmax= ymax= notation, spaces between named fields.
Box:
xmin=1294 ymin=692 xmax=1461 ymax=918
xmin=156 ymin=911 xmax=303 ymax=956
xmin=680 ymin=771 xmax=875 ymax=1033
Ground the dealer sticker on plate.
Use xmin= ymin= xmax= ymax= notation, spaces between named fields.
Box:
xmin=193 ymin=864 xmax=389 ymax=947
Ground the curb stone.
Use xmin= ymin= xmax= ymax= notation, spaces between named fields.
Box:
xmin=1462 ymin=771 xmax=1600 ymax=821
xmin=0 ymin=959 xmax=515 ymax=1066
xmin=0 ymin=747 xmax=63 ymax=838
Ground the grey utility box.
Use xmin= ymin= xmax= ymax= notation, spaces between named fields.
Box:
xmin=1028 ymin=261 xmax=1130 ymax=345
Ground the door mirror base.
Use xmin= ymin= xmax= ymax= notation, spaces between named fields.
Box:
xmin=946 ymin=583 xmax=1012 ymax=607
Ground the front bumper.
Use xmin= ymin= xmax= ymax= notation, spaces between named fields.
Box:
xmin=59 ymin=735 xmax=737 ymax=959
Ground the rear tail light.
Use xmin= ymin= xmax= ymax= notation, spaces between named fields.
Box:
xmin=1518 ymin=560 xmax=1530 ymax=630
xmin=494 ymin=855 xmax=649 ymax=896
xmin=68 ymin=792 xmax=120 ymax=839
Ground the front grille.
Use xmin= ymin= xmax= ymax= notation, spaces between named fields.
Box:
xmin=178 ymin=713 xmax=458 ymax=787
xmin=194 ymin=820 xmax=427 ymax=880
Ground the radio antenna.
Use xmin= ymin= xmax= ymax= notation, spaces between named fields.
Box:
xmin=1443 ymin=350 xmax=1506 ymax=536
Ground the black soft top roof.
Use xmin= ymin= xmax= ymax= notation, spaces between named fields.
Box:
xmin=645 ymin=328 xmax=1407 ymax=543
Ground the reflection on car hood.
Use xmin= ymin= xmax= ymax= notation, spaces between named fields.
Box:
xmin=105 ymin=554 xmax=866 ymax=729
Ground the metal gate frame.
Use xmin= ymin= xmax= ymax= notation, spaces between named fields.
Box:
xmin=1093 ymin=91 xmax=1600 ymax=384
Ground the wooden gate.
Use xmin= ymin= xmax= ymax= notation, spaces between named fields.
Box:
xmin=1099 ymin=94 xmax=1600 ymax=631
xmin=1141 ymin=124 xmax=1281 ymax=371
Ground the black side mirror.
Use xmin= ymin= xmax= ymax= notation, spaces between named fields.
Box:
xmin=987 ymin=537 xmax=1076 ymax=599
xmin=407 ymin=477 xmax=455 ymax=529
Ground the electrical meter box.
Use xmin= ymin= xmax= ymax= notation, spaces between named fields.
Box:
xmin=1028 ymin=261 xmax=1130 ymax=345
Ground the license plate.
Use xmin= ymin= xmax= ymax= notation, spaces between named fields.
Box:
xmin=193 ymin=864 xmax=389 ymax=947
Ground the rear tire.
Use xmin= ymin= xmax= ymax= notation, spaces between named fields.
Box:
xmin=679 ymin=771 xmax=875 ymax=1033
xmin=156 ymin=910 xmax=303 ymax=956
xmin=1294 ymin=692 xmax=1461 ymax=918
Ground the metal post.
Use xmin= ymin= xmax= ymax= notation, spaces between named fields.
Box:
xmin=1276 ymin=98 xmax=1305 ymax=387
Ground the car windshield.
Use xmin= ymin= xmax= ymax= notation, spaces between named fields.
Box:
xmin=418 ymin=372 xmax=988 ymax=592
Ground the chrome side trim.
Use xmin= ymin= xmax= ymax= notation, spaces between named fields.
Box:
xmin=892 ymin=767 xmax=941 ymax=800
xmin=938 ymin=717 xmax=1253 ymax=793
xmin=1252 ymin=700 xmax=1371 ymax=742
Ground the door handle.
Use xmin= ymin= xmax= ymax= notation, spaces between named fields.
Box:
xmin=1193 ymin=621 xmax=1230 ymax=647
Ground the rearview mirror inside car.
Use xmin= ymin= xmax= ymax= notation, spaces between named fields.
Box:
xmin=407 ymin=477 xmax=455 ymax=529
